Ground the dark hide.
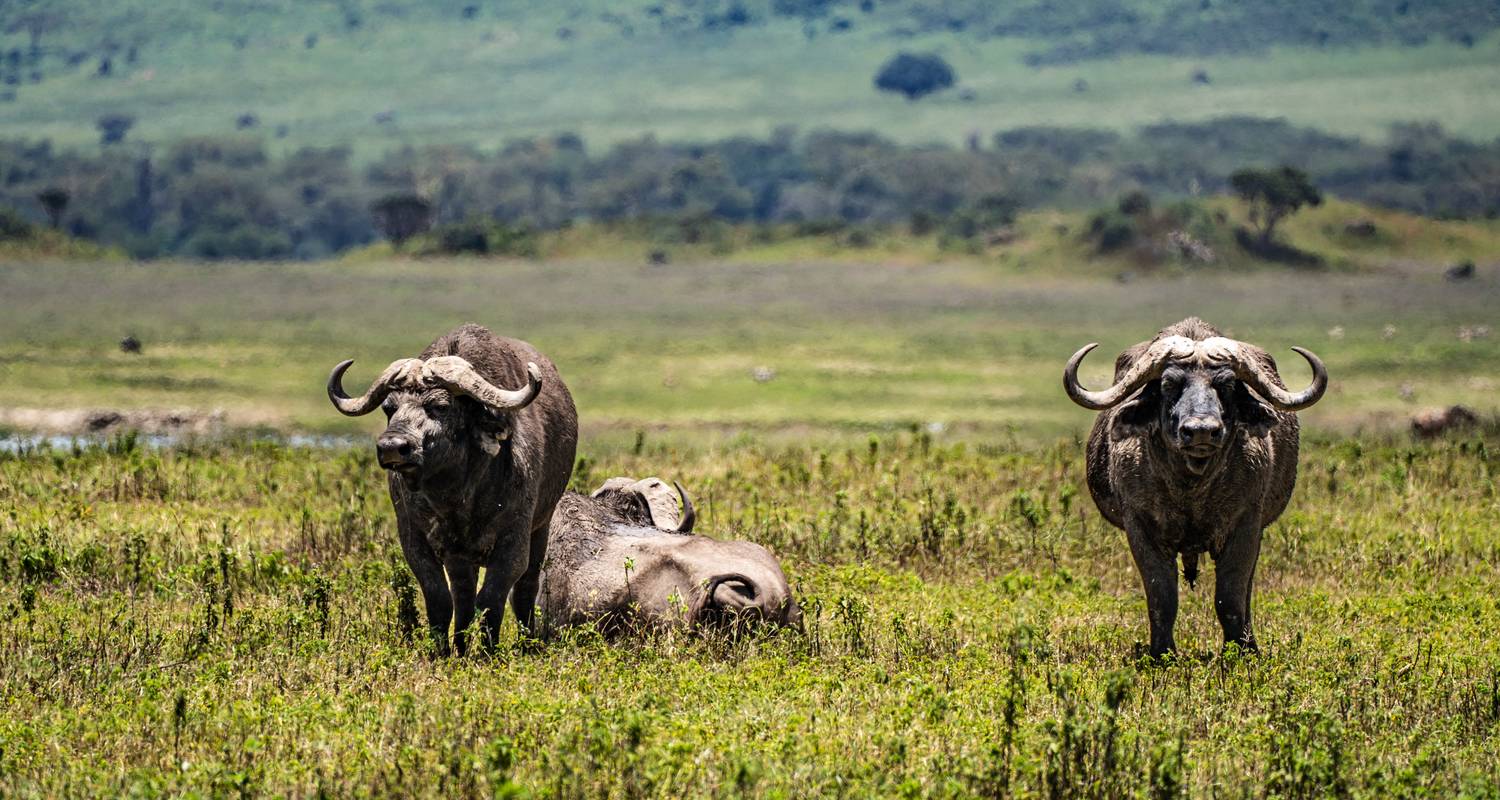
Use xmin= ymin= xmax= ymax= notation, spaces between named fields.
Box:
xmin=537 ymin=478 xmax=799 ymax=638
xmin=372 ymin=324 xmax=576 ymax=654
xmin=1084 ymin=317 xmax=1305 ymax=658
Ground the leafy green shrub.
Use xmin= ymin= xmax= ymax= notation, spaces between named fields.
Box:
xmin=0 ymin=206 xmax=34 ymax=240
xmin=183 ymin=225 xmax=292 ymax=260
xmin=422 ymin=219 xmax=537 ymax=257
xmin=1230 ymin=165 xmax=1323 ymax=244
xmin=1087 ymin=209 xmax=1137 ymax=253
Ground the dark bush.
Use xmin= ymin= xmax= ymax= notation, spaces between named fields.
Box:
xmin=183 ymin=225 xmax=292 ymax=260
xmin=437 ymin=220 xmax=490 ymax=254
xmin=96 ymin=113 xmax=135 ymax=145
xmin=0 ymin=206 xmax=35 ymax=240
xmin=1087 ymin=210 xmax=1136 ymax=253
xmin=945 ymin=193 xmax=1019 ymax=240
xmin=36 ymin=187 xmax=69 ymax=228
xmin=909 ymin=210 xmax=938 ymax=236
xmin=873 ymin=52 xmax=956 ymax=100
xmin=1118 ymin=190 xmax=1152 ymax=216
xmin=370 ymin=194 xmax=433 ymax=248
xmin=428 ymin=219 xmax=536 ymax=257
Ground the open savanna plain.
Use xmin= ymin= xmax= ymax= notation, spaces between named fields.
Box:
xmin=1 ymin=246 xmax=1499 ymax=796
xmin=5 ymin=0 xmax=1500 ymax=151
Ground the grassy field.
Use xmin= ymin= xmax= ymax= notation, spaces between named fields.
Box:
xmin=1 ymin=200 xmax=1497 ymax=445
xmin=2 ymin=205 xmax=1499 ymax=794
xmin=1 ymin=432 xmax=1498 ymax=795
xmin=3 ymin=3 xmax=1498 ymax=154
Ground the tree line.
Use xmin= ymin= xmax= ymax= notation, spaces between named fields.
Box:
xmin=0 ymin=116 xmax=1496 ymax=260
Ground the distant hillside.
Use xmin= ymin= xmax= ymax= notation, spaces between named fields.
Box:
xmin=1 ymin=0 xmax=1497 ymax=151
xmin=4 ymin=116 xmax=1497 ymax=260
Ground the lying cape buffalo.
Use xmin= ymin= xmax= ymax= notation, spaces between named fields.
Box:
xmin=1063 ymin=317 xmax=1327 ymax=658
xmin=328 ymin=323 xmax=577 ymax=654
xmin=538 ymin=477 xmax=799 ymax=637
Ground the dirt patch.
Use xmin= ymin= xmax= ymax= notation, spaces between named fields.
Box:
xmin=0 ymin=406 xmax=229 ymax=436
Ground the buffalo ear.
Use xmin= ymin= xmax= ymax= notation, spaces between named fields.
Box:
xmin=1110 ymin=381 xmax=1161 ymax=440
xmin=1234 ymin=382 xmax=1277 ymax=437
xmin=471 ymin=403 xmax=512 ymax=456
xmin=628 ymin=477 xmax=687 ymax=531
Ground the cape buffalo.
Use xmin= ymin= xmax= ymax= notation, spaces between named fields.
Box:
xmin=328 ymin=323 xmax=577 ymax=654
xmin=1411 ymin=405 xmax=1479 ymax=438
xmin=538 ymin=477 xmax=799 ymax=637
xmin=1062 ymin=317 xmax=1327 ymax=658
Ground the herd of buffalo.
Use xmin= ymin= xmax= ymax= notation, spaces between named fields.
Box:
xmin=326 ymin=318 xmax=1327 ymax=658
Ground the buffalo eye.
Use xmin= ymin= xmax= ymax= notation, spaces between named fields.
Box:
xmin=381 ymin=399 xmax=396 ymax=418
xmin=1210 ymin=371 xmax=1237 ymax=396
xmin=423 ymin=393 xmax=450 ymax=412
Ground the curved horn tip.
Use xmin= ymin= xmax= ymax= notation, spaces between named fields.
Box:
xmin=1061 ymin=342 xmax=1113 ymax=411
xmin=326 ymin=359 xmax=354 ymax=399
xmin=673 ymin=481 xmax=696 ymax=533
xmin=1288 ymin=345 xmax=1329 ymax=409
xmin=326 ymin=358 xmax=387 ymax=417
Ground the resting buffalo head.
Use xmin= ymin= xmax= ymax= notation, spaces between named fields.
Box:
xmin=590 ymin=476 xmax=696 ymax=533
xmin=326 ymin=355 xmax=541 ymax=479
xmin=1063 ymin=334 xmax=1327 ymax=475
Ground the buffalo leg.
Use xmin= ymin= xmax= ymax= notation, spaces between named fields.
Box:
xmin=476 ymin=551 xmax=528 ymax=651
xmin=447 ymin=561 xmax=479 ymax=656
xmin=399 ymin=529 xmax=453 ymax=656
xmin=509 ymin=521 xmax=552 ymax=639
xmin=1213 ymin=523 xmax=1263 ymax=653
xmin=1125 ymin=522 xmax=1179 ymax=658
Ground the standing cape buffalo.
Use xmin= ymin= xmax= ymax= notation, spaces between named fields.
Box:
xmin=328 ymin=324 xmax=577 ymax=654
xmin=538 ymin=477 xmax=799 ymax=637
xmin=1062 ymin=317 xmax=1327 ymax=657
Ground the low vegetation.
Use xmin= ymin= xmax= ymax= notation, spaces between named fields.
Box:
xmin=2 ymin=118 xmax=1498 ymax=259
xmin=1 ymin=430 xmax=1497 ymax=795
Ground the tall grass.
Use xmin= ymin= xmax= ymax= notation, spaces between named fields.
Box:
xmin=1 ymin=432 xmax=1497 ymax=795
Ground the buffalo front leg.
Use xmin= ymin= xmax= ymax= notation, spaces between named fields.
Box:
xmin=447 ymin=561 xmax=480 ymax=656
xmin=508 ymin=520 xmax=552 ymax=640
xmin=1213 ymin=521 xmax=1263 ymax=654
xmin=475 ymin=546 xmax=530 ymax=652
xmin=1125 ymin=521 xmax=1179 ymax=659
xmin=398 ymin=529 xmax=453 ymax=656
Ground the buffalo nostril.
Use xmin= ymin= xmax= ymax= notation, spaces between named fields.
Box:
xmin=377 ymin=436 xmax=415 ymax=463
xmin=1181 ymin=417 xmax=1223 ymax=443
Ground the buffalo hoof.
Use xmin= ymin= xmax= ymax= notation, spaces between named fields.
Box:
xmin=1131 ymin=642 xmax=1178 ymax=667
xmin=1220 ymin=640 xmax=1259 ymax=659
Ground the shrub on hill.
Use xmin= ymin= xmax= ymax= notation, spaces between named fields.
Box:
xmin=1230 ymin=165 xmax=1323 ymax=245
xmin=873 ymin=52 xmax=956 ymax=100
xmin=0 ymin=205 xmax=34 ymax=240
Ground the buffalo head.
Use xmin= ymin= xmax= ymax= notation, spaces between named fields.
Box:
xmin=326 ymin=355 xmax=541 ymax=478
xmin=590 ymin=476 xmax=696 ymax=533
xmin=1063 ymin=335 xmax=1327 ymax=475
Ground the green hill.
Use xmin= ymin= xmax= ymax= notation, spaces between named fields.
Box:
xmin=2 ymin=0 xmax=1498 ymax=153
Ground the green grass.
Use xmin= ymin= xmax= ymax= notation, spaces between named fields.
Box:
xmin=3 ymin=1 xmax=1499 ymax=155
xmin=1 ymin=202 xmax=1497 ymax=443
xmin=1 ymin=433 xmax=1498 ymax=795
xmin=3 ymin=199 xmax=1499 ymax=795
